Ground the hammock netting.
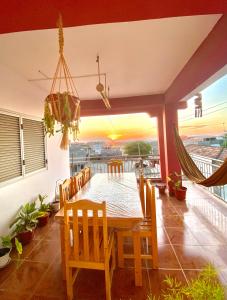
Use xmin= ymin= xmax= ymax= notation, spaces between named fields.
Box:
xmin=174 ymin=128 xmax=227 ymax=187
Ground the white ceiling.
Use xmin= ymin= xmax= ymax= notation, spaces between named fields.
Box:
xmin=0 ymin=14 xmax=221 ymax=100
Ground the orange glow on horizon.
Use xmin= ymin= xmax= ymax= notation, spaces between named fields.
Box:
xmin=73 ymin=113 xmax=157 ymax=141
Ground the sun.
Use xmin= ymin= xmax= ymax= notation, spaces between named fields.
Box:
xmin=108 ymin=134 xmax=122 ymax=140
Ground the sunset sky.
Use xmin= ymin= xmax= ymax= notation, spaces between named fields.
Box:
xmin=77 ymin=75 xmax=227 ymax=142
xmin=178 ymin=74 xmax=227 ymax=137
xmin=78 ymin=113 xmax=157 ymax=142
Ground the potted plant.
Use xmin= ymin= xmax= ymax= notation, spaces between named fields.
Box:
xmin=167 ymin=173 xmax=176 ymax=196
xmin=175 ymin=180 xmax=187 ymax=201
xmin=147 ymin=264 xmax=225 ymax=299
xmin=10 ymin=202 xmax=42 ymax=245
xmin=37 ymin=194 xmax=51 ymax=227
xmin=44 ymin=92 xmax=80 ymax=150
xmin=156 ymin=183 xmax=166 ymax=195
xmin=0 ymin=235 xmax=22 ymax=268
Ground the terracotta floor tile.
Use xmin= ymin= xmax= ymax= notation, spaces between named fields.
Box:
xmin=165 ymin=227 xmax=199 ymax=245
xmin=26 ymin=239 xmax=60 ymax=263
xmin=158 ymin=244 xmax=180 ymax=269
xmin=159 ymin=215 xmax=184 ymax=227
xmin=34 ymin=263 xmax=67 ymax=299
xmin=0 ymin=290 xmax=32 ymax=300
xmin=173 ymin=245 xmax=209 ymax=269
xmin=112 ymin=268 xmax=148 ymax=300
xmin=0 ymin=259 xmax=25 ymax=287
xmin=0 ymin=261 xmax=49 ymax=295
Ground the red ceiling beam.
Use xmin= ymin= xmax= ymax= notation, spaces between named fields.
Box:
xmin=1 ymin=0 xmax=226 ymax=34
xmin=80 ymin=94 xmax=186 ymax=117
xmin=165 ymin=14 xmax=227 ymax=103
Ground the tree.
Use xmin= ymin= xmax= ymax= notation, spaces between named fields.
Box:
xmin=124 ymin=141 xmax=151 ymax=156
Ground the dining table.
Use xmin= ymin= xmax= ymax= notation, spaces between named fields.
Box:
xmin=55 ymin=172 xmax=143 ymax=277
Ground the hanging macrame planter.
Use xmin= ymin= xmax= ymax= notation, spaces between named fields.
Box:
xmin=43 ymin=16 xmax=80 ymax=150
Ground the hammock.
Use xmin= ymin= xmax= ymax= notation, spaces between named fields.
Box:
xmin=174 ymin=127 xmax=227 ymax=187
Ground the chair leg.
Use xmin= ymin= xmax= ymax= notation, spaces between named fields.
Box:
xmin=133 ymin=231 xmax=142 ymax=287
xmin=117 ymin=231 xmax=124 ymax=268
xmin=66 ymin=266 xmax=73 ymax=300
xmin=151 ymin=237 xmax=158 ymax=269
xmin=105 ymin=265 xmax=111 ymax=300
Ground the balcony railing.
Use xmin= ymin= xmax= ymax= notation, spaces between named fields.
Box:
xmin=70 ymin=154 xmax=161 ymax=179
xmin=190 ymin=153 xmax=227 ymax=203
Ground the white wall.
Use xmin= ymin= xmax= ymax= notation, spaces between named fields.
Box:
xmin=0 ymin=64 xmax=70 ymax=235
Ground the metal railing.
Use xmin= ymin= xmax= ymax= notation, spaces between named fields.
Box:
xmin=190 ymin=154 xmax=227 ymax=203
xmin=70 ymin=154 xmax=161 ymax=179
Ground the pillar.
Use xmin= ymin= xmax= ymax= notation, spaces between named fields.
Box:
xmin=162 ymin=103 xmax=181 ymax=180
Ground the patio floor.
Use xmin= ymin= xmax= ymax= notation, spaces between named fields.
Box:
xmin=0 ymin=181 xmax=227 ymax=299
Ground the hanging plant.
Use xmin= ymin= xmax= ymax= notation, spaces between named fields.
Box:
xmin=43 ymin=15 xmax=80 ymax=150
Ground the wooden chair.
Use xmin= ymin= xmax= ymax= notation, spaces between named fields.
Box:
xmin=64 ymin=200 xmax=116 ymax=300
xmin=117 ymin=180 xmax=158 ymax=286
xmin=71 ymin=172 xmax=84 ymax=196
xmin=59 ymin=179 xmax=71 ymax=208
xmin=107 ymin=160 xmax=123 ymax=173
xmin=81 ymin=167 xmax=91 ymax=185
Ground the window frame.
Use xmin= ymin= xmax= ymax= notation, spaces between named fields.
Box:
xmin=0 ymin=108 xmax=48 ymax=187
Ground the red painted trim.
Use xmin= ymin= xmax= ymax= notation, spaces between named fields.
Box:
xmin=165 ymin=14 xmax=227 ymax=103
xmin=0 ymin=0 xmax=226 ymax=34
xmin=80 ymin=94 xmax=164 ymax=117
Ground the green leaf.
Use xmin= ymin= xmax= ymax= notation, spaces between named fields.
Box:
xmin=15 ymin=238 xmax=23 ymax=255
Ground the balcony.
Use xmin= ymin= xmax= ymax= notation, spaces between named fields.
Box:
xmin=1 ymin=5 xmax=227 ymax=300
xmin=0 ymin=181 xmax=227 ymax=299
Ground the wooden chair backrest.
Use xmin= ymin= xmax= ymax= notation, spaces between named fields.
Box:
xmin=107 ymin=160 xmax=123 ymax=173
xmin=81 ymin=167 xmax=91 ymax=185
xmin=139 ymin=174 xmax=145 ymax=217
xmin=71 ymin=172 xmax=84 ymax=194
xmin=59 ymin=179 xmax=71 ymax=208
xmin=145 ymin=180 xmax=156 ymax=223
xmin=64 ymin=200 xmax=108 ymax=263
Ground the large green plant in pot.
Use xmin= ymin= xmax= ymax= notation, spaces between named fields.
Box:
xmin=10 ymin=202 xmax=42 ymax=245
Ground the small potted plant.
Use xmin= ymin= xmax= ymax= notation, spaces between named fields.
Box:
xmin=37 ymin=194 xmax=51 ymax=227
xmin=10 ymin=202 xmax=42 ymax=245
xmin=156 ymin=183 xmax=166 ymax=195
xmin=0 ymin=235 xmax=22 ymax=268
xmin=175 ymin=180 xmax=187 ymax=201
xmin=167 ymin=173 xmax=176 ymax=196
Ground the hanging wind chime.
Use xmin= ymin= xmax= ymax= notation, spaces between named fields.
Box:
xmin=96 ymin=55 xmax=111 ymax=109
xmin=194 ymin=93 xmax=202 ymax=118
xmin=43 ymin=15 xmax=80 ymax=150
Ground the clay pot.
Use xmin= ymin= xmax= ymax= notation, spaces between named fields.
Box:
xmin=168 ymin=182 xmax=175 ymax=196
xmin=37 ymin=213 xmax=49 ymax=227
xmin=17 ymin=230 xmax=34 ymax=245
xmin=0 ymin=248 xmax=11 ymax=268
xmin=157 ymin=184 xmax=166 ymax=195
xmin=175 ymin=187 xmax=187 ymax=201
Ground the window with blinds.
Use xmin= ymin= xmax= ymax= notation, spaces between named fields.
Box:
xmin=0 ymin=113 xmax=22 ymax=183
xmin=23 ymin=118 xmax=46 ymax=174
xmin=0 ymin=112 xmax=46 ymax=185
